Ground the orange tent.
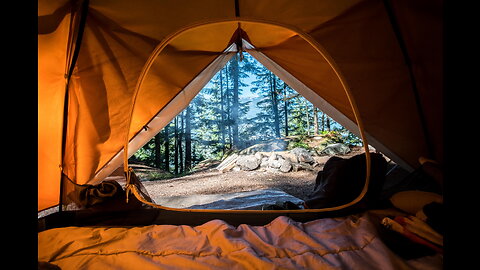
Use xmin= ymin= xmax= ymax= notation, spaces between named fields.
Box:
xmin=38 ymin=0 xmax=442 ymax=212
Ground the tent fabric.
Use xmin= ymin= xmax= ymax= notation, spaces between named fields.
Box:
xmin=38 ymin=212 xmax=443 ymax=269
xmin=38 ymin=0 xmax=442 ymax=211
xmin=38 ymin=0 xmax=74 ymax=210
xmin=93 ymin=47 xmax=237 ymax=182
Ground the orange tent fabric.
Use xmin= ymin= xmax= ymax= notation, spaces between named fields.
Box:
xmin=38 ymin=0 xmax=442 ymax=211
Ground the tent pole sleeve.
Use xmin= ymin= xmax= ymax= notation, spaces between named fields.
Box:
xmin=59 ymin=0 xmax=90 ymax=212
xmin=382 ymin=0 xmax=433 ymax=160
xmin=234 ymin=0 xmax=240 ymax=17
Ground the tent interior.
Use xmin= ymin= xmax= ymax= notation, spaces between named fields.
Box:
xmin=38 ymin=0 xmax=443 ymax=269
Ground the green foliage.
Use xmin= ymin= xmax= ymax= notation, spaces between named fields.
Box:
xmin=322 ymin=131 xmax=343 ymax=144
xmin=130 ymin=139 xmax=156 ymax=166
xmin=144 ymin=171 xmax=175 ymax=181
xmin=288 ymin=140 xmax=312 ymax=150
xmin=320 ymin=130 xmax=362 ymax=147
xmin=287 ymin=135 xmax=312 ymax=150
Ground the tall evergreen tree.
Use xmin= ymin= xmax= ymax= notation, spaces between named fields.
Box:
xmin=154 ymin=133 xmax=162 ymax=168
xmin=163 ymin=123 xmax=170 ymax=172
xmin=174 ymin=116 xmax=179 ymax=174
xmin=184 ymin=106 xmax=192 ymax=171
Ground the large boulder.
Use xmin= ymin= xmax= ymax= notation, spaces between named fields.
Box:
xmin=320 ymin=143 xmax=351 ymax=155
xmin=236 ymin=155 xmax=260 ymax=171
xmin=290 ymin=147 xmax=314 ymax=163
xmin=279 ymin=159 xmax=292 ymax=172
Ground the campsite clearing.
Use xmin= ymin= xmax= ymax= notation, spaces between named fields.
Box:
xmin=142 ymin=168 xmax=318 ymax=203
xmin=140 ymin=146 xmax=370 ymax=203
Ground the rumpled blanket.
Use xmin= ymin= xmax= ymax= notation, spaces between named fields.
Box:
xmin=38 ymin=213 xmax=442 ymax=269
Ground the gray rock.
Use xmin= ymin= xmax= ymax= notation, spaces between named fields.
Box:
xmin=254 ymin=152 xmax=264 ymax=160
xmin=292 ymin=162 xmax=315 ymax=172
xmin=260 ymin=157 xmax=269 ymax=168
xmin=290 ymin=147 xmax=314 ymax=163
xmin=279 ymin=160 xmax=292 ymax=173
xmin=236 ymin=155 xmax=260 ymax=171
xmin=268 ymin=159 xmax=283 ymax=169
xmin=321 ymin=143 xmax=351 ymax=155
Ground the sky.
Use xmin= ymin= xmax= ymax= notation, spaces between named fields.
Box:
xmin=202 ymin=68 xmax=261 ymax=119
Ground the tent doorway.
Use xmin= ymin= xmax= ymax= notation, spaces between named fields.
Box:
xmin=125 ymin=51 xmax=371 ymax=210
xmin=58 ymin=20 xmax=379 ymax=215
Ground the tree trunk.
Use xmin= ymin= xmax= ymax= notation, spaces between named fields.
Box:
xmin=283 ymin=82 xmax=288 ymax=137
xmin=164 ymin=123 xmax=170 ymax=172
xmin=219 ymin=69 xmax=226 ymax=155
xmin=321 ymin=112 xmax=325 ymax=132
xmin=270 ymin=73 xmax=281 ymax=138
xmin=174 ymin=116 xmax=179 ymax=175
xmin=231 ymin=56 xmax=240 ymax=149
xmin=225 ymin=62 xmax=233 ymax=149
xmin=185 ymin=106 xmax=192 ymax=171
xmin=179 ymin=112 xmax=184 ymax=173
xmin=305 ymin=101 xmax=310 ymax=135
xmin=154 ymin=133 xmax=162 ymax=169
xmin=313 ymin=107 xmax=319 ymax=135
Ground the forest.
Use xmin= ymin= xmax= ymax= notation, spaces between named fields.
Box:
xmin=130 ymin=52 xmax=361 ymax=175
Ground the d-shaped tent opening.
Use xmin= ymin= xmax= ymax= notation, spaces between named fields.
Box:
xmin=124 ymin=51 xmax=375 ymax=211
xmin=89 ymin=20 xmax=374 ymax=214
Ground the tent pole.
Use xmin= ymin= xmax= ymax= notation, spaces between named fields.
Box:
xmin=382 ymin=0 xmax=433 ymax=160
xmin=58 ymin=0 xmax=90 ymax=212
xmin=234 ymin=0 xmax=240 ymax=17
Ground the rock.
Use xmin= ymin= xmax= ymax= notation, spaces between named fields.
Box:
xmin=260 ymin=157 xmax=269 ymax=168
xmin=269 ymin=159 xmax=283 ymax=169
xmin=320 ymin=143 xmax=351 ymax=155
xmin=239 ymin=139 xmax=288 ymax=155
xmin=290 ymin=147 xmax=314 ymax=163
xmin=254 ymin=152 xmax=264 ymax=160
xmin=278 ymin=152 xmax=298 ymax=163
xmin=236 ymin=155 xmax=260 ymax=171
xmin=279 ymin=159 xmax=292 ymax=173
xmin=292 ymin=162 xmax=315 ymax=172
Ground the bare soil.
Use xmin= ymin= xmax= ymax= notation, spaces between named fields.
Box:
xmin=141 ymin=146 xmax=370 ymax=202
xmin=142 ymin=169 xmax=319 ymax=201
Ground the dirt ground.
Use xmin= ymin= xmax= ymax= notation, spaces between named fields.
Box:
xmin=142 ymin=169 xmax=319 ymax=202
xmin=141 ymin=146 xmax=375 ymax=202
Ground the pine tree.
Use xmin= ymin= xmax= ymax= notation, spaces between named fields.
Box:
xmin=250 ymin=67 xmax=278 ymax=139
xmin=154 ymin=133 xmax=162 ymax=168
xmin=174 ymin=116 xmax=179 ymax=175
xmin=163 ymin=123 xmax=170 ymax=172
xmin=184 ymin=106 xmax=192 ymax=171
